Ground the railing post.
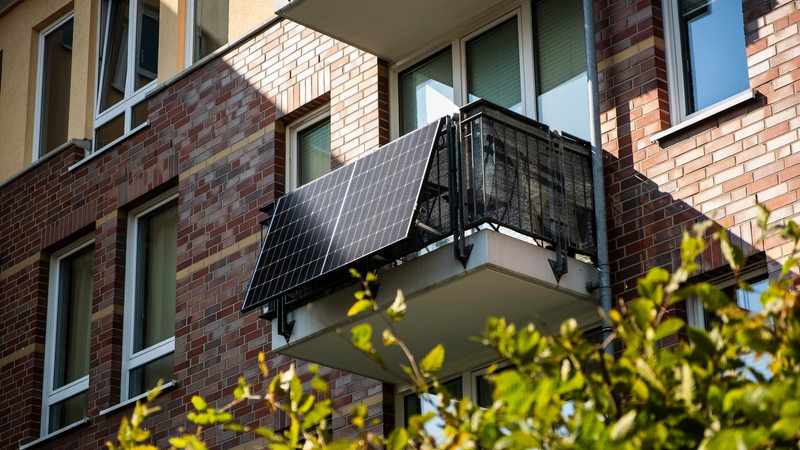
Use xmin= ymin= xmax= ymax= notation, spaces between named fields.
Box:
xmin=548 ymin=132 xmax=569 ymax=282
xmin=448 ymin=114 xmax=471 ymax=267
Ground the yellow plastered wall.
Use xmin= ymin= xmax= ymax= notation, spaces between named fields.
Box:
xmin=228 ymin=0 xmax=274 ymax=40
xmin=0 ymin=0 xmax=276 ymax=183
xmin=0 ymin=0 xmax=96 ymax=182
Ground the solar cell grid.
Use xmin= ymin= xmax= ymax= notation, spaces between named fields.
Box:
xmin=242 ymin=119 xmax=444 ymax=312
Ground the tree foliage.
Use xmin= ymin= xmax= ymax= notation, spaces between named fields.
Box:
xmin=108 ymin=205 xmax=800 ymax=449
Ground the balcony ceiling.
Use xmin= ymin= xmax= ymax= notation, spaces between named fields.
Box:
xmin=271 ymin=230 xmax=601 ymax=384
xmin=275 ymin=0 xmax=507 ymax=63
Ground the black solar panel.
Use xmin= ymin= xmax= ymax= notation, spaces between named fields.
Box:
xmin=242 ymin=119 xmax=445 ymax=312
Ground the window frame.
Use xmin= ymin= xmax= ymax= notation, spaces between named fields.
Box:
xmin=662 ymin=0 xmax=751 ymax=126
xmin=41 ymin=237 xmax=94 ymax=436
xmin=33 ymin=12 xmax=75 ymax=160
xmin=685 ymin=266 xmax=769 ymax=330
xmin=391 ymin=2 xmax=536 ymax=138
xmin=94 ymin=0 xmax=160 ymax=152
xmin=391 ymin=0 xmax=602 ymax=140
xmin=286 ymin=106 xmax=331 ymax=190
xmin=121 ymin=192 xmax=178 ymax=401
xmin=184 ymin=0 xmax=229 ymax=66
xmin=395 ymin=363 xmax=506 ymax=431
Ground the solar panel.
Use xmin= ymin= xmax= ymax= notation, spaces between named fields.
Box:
xmin=242 ymin=118 xmax=445 ymax=312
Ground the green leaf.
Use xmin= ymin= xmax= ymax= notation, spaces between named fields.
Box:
xmin=302 ymin=401 xmax=333 ymax=430
xmin=756 ymin=202 xmax=770 ymax=233
xmin=311 ymin=376 xmax=328 ymax=393
xmin=352 ymin=404 xmax=368 ymax=429
xmin=654 ymin=318 xmax=685 ymax=341
xmin=191 ymin=395 xmax=207 ymax=412
xmin=610 ymin=410 xmax=636 ymax=442
xmin=704 ymin=429 xmax=746 ymax=450
xmin=387 ymin=289 xmax=406 ymax=322
xmin=386 ymin=427 xmax=408 ymax=450
xmin=720 ymin=235 xmax=744 ymax=272
xmin=224 ymin=422 xmax=247 ymax=432
xmin=419 ymin=344 xmax=445 ymax=374
xmin=347 ymin=299 xmax=373 ymax=317
xmin=382 ymin=329 xmax=398 ymax=346
xmin=366 ymin=271 xmax=378 ymax=283
xmin=676 ymin=362 xmax=695 ymax=407
xmin=687 ymin=326 xmax=717 ymax=358
xmin=349 ymin=268 xmax=361 ymax=279
xmin=351 ymin=323 xmax=375 ymax=354
xmin=631 ymin=378 xmax=649 ymax=402
xmin=770 ymin=417 xmax=800 ymax=439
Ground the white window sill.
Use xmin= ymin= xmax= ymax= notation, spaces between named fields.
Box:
xmin=650 ymin=89 xmax=756 ymax=143
xmin=98 ymin=379 xmax=178 ymax=417
xmin=68 ymin=121 xmax=150 ymax=172
xmin=19 ymin=417 xmax=90 ymax=450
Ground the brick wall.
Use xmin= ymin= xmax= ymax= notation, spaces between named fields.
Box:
xmin=0 ymin=18 xmax=389 ymax=449
xmin=598 ymin=0 xmax=800 ymax=301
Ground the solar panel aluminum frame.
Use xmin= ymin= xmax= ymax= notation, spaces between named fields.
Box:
xmin=242 ymin=118 xmax=450 ymax=316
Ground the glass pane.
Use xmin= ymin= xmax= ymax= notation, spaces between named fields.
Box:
xmin=736 ymin=277 xmax=769 ymax=314
xmin=134 ymin=202 xmax=177 ymax=352
xmin=53 ymin=245 xmax=93 ymax=389
xmin=466 ymin=18 xmax=522 ymax=113
xmin=129 ymin=352 xmax=173 ymax=397
xmin=536 ymin=0 xmax=590 ymax=138
xmin=135 ymin=0 xmax=160 ymax=90
xmin=132 ymin=99 xmax=148 ymax=128
xmin=298 ymin=119 xmax=331 ymax=186
xmin=48 ymin=391 xmax=87 ymax=433
xmin=680 ymin=0 xmax=748 ymax=112
xmin=39 ymin=17 xmax=74 ymax=156
xmin=95 ymin=113 xmax=125 ymax=149
xmin=98 ymin=0 xmax=130 ymax=113
xmin=398 ymin=49 xmax=455 ymax=135
xmin=193 ymin=0 xmax=229 ymax=61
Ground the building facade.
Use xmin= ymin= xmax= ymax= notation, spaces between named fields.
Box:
xmin=0 ymin=0 xmax=797 ymax=448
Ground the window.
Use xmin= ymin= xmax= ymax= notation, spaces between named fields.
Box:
xmin=34 ymin=13 xmax=74 ymax=159
xmin=396 ymin=0 xmax=589 ymax=138
xmin=42 ymin=240 xmax=93 ymax=435
xmin=123 ymin=195 xmax=177 ymax=399
xmin=686 ymin=269 xmax=771 ymax=378
xmin=287 ymin=108 xmax=331 ymax=189
xmin=187 ymin=0 xmax=229 ymax=64
xmin=95 ymin=0 xmax=160 ymax=150
xmin=663 ymin=0 xmax=749 ymax=123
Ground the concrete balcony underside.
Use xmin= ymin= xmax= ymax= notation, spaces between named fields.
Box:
xmin=274 ymin=0 xmax=507 ymax=63
xmin=271 ymin=229 xmax=601 ymax=384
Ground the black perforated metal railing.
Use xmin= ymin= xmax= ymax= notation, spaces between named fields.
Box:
xmin=457 ymin=100 xmax=597 ymax=259
xmin=248 ymin=100 xmax=597 ymax=326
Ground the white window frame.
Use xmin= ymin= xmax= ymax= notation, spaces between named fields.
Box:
xmin=395 ymin=363 xmax=504 ymax=430
xmin=286 ymin=106 xmax=331 ymax=190
xmin=94 ymin=0 xmax=159 ymax=152
xmin=121 ymin=192 xmax=177 ymax=401
xmin=41 ymin=237 xmax=94 ymax=436
xmin=662 ymin=0 xmax=751 ymax=126
xmin=33 ymin=12 xmax=75 ymax=160
xmin=389 ymin=1 xmax=538 ymax=139
xmin=685 ymin=266 xmax=769 ymax=329
xmin=184 ymin=0 xmax=197 ymax=67
xmin=184 ymin=0 xmax=229 ymax=67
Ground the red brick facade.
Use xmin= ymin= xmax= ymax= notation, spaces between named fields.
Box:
xmin=2 ymin=0 xmax=799 ymax=448
xmin=0 ymin=18 xmax=389 ymax=449
xmin=599 ymin=0 xmax=799 ymax=300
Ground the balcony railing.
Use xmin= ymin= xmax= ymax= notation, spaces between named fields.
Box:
xmin=248 ymin=100 xmax=597 ymax=327
xmin=459 ymin=101 xmax=596 ymax=259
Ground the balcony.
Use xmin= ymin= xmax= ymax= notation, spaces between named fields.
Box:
xmin=244 ymin=101 xmax=601 ymax=382
xmin=274 ymin=0 xmax=508 ymax=63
